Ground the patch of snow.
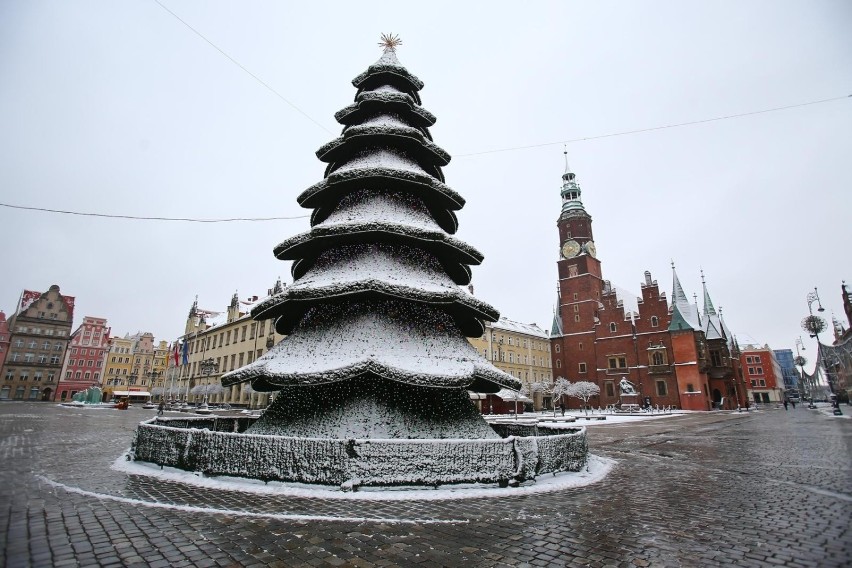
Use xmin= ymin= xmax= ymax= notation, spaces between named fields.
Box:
xmin=334 ymin=148 xmax=427 ymax=176
xmin=224 ymin=300 xmax=518 ymax=391
xmin=320 ymin=190 xmax=440 ymax=232
xmin=111 ymin=453 xmax=614 ymax=501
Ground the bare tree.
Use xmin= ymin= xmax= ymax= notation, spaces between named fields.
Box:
xmin=566 ymin=381 xmax=601 ymax=415
xmin=529 ymin=381 xmax=548 ymax=412
xmin=550 ymin=377 xmax=572 ymax=417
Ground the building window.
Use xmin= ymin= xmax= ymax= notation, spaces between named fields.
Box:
xmin=50 ymin=356 xmax=60 ymax=365
xmin=568 ymin=265 xmax=578 ymax=277
xmin=650 ymin=350 xmax=667 ymax=366
xmin=710 ymin=350 xmax=722 ymax=367
xmin=578 ymin=362 xmax=587 ymax=373
xmin=555 ymin=344 xmax=560 ymax=353
xmin=686 ymin=383 xmax=695 ymax=392
xmin=574 ymin=315 xmax=580 ymax=322
xmin=573 ymin=293 xmax=578 ymax=300
xmin=573 ymin=304 xmax=579 ymax=313
xmin=656 ymin=380 xmax=668 ymax=396
xmin=609 ymin=323 xmax=617 ymax=333
xmin=556 ymin=360 xmax=561 ymax=369
xmin=4 ymin=371 xmax=13 ymax=381
xmin=754 ymin=356 xmax=761 ymax=363
xmin=605 ymin=382 xmax=614 ymax=397
xmin=607 ymin=356 xmax=628 ymax=369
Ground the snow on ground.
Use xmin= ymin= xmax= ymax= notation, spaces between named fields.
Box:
xmin=492 ymin=410 xmax=696 ymax=426
xmin=113 ymin=453 xmax=615 ymax=501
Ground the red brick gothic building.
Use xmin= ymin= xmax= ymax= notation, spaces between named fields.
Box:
xmin=549 ymin=159 xmax=747 ymax=411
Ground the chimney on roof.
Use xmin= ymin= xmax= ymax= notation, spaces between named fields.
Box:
xmin=644 ymin=271 xmax=652 ymax=286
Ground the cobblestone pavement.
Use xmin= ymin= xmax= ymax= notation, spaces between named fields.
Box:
xmin=0 ymin=403 xmax=849 ymax=567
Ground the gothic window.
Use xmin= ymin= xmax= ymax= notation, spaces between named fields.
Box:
xmin=556 ymin=360 xmax=562 ymax=368
xmin=656 ymin=380 xmax=668 ymax=396
xmin=650 ymin=351 xmax=666 ymax=366
xmin=609 ymin=323 xmax=617 ymax=333
xmin=651 ymin=316 xmax=659 ymax=327
xmin=555 ymin=344 xmax=560 ymax=353
xmin=710 ymin=350 xmax=722 ymax=367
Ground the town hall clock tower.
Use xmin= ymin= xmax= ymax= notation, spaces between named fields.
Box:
xmin=551 ymin=154 xmax=604 ymax=380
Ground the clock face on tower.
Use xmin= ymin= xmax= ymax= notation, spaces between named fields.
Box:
xmin=584 ymin=241 xmax=597 ymax=258
xmin=561 ymin=239 xmax=581 ymax=259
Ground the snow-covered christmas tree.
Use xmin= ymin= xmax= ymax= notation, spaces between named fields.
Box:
xmin=222 ymin=35 xmax=520 ymax=439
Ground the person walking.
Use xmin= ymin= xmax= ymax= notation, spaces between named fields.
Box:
xmin=783 ymin=399 xmax=789 ymax=411
xmin=157 ymin=401 xmax=165 ymax=416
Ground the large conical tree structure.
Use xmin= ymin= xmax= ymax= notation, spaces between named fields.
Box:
xmin=222 ymin=36 xmax=520 ymax=439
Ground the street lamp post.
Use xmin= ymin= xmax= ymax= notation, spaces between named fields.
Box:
xmin=198 ymin=358 xmax=219 ymax=410
xmin=802 ymin=288 xmax=828 ymax=407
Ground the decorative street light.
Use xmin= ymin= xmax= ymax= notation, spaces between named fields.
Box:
xmin=801 ymin=288 xmax=828 ymax=406
xmin=198 ymin=358 xmax=219 ymax=410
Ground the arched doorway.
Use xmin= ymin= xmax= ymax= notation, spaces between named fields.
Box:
xmin=41 ymin=388 xmax=53 ymax=401
xmin=712 ymin=388 xmax=722 ymax=409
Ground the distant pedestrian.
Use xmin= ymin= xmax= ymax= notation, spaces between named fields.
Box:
xmin=559 ymin=403 xmax=565 ymax=417
xmin=783 ymin=400 xmax=789 ymax=411
xmin=157 ymin=401 xmax=165 ymax=416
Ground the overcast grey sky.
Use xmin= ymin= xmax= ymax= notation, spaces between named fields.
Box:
xmin=1 ymin=1 xmax=849 ymax=370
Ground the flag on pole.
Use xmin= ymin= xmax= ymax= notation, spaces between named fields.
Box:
xmin=181 ymin=340 xmax=189 ymax=365
xmin=173 ymin=341 xmax=180 ymax=367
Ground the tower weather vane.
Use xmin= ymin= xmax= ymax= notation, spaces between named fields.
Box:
xmin=379 ymin=33 xmax=402 ymax=50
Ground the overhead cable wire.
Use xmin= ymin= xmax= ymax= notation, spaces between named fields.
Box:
xmin=3 ymin=95 xmax=848 ymax=223
xmin=0 ymin=202 xmax=309 ymax=223
xmin=455 ymin=94 xmax=851 ymax=157
xmin=151 ymin=0 xmax=334 ymax=135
